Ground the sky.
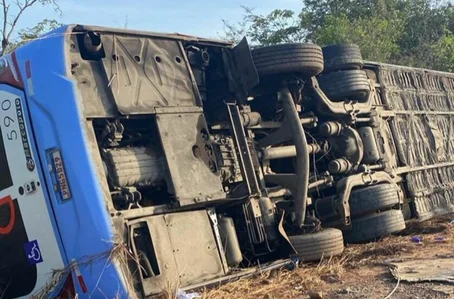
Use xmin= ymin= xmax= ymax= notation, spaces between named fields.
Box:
xmin=17 ymin=0 xmax=302 ymax=39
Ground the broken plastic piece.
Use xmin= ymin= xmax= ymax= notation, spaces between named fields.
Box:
xmin=434 ymin=236 xmax=447 ymax=243
xmin=287 ymin=256 xmax=299 ymax=270
xmin=411 ymin=236 xmax=422 ymax=244
xmin=177 ymin=289 xmax=200 ymax=299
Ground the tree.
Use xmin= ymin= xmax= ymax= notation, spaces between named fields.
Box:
xmin=432 ymin=28 xmax=454 ymax=72
xmin=222 ymin=7 xmax=306 ymax=46
xmin=0 ymin=0 xmax=60 ymax=55
xmin=311 ymin=14 xmax=402 ymax=62
xmin=222 ymin=0 xmax=454 ymax=71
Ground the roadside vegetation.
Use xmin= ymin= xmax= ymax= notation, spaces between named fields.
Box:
xmin=222 ymin=0 xmax=454 ymax=72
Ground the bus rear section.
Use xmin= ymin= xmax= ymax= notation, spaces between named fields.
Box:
xmin=5 ymin=24 xmax=454 ymax=298
xmin=0 ymin=56 xmax=65 ymax=298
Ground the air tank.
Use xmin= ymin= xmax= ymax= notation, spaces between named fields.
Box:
xmin=218 ymin=216 xmax=243 ymax=267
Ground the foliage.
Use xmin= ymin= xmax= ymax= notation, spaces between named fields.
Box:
xmin=222 ymin=0 xmax=454 ymax=71
xmin=222 ymin=7 xmax=306 ymax=46
xmin=9 ymin=19 xmax=61 ymax=50
xmin=432 ymin=28 xmax=454 ymax=72
xmin=0 ymin=0 xmax=60 ymax=55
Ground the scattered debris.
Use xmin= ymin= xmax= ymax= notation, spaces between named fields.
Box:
xmin=339 ymin=287 xmax=353 ymax=294
xmin=411 ymin=236 xmax=422 ymax=244
xmin=177 ymin=289 xmax=201 ymax=299
xmin=320 ymin=273 xmax=340 ymax=283
xmin=388 ymin=258 xmax=454 ymax=284
xmin=434 ymin=236 xmax=447 ymax=243
xmin=383 ymin=275 xmax=400 ymax=299
xmin=431 ymin=285 xmax=454 ymax=295
xmin=261 ymin=279 xmax=273 ymax=285
xmin=202 ymin=214 xmax=454 ymax=299
xmin=306 ymin=290 xmax=323 ymax=299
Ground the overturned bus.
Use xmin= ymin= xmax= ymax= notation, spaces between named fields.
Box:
xmin=1 ymin=24 xmax=453 ymax=298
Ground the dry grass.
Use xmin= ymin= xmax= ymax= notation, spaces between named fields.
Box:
xmin=200 ymin=214 xmax=454 ymax=299
xmin=26 ymin=215 xmax=454 ymax=299
xmin=202 ymin=256 xmax=348 ymax=299
xmin=29 ymin=241 xmax=136 ymax=299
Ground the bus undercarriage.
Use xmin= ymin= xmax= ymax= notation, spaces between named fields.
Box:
xmin=65 ymin=25 xmax=454 ymax=297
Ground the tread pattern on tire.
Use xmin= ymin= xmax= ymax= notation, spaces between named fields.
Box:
xmin=344 ymin=210 xmax=406 ymax=244
xmin=318 ymin=69 xmax=370 ymax=101
xmin=349 ymin=184 xmax=400 ymax=217
xmin=252 ymin=43 xmax=324 ymax=77
xmin=289 ymin=228 xmax=344 ymax=262
xmin=322 ymin=44 xmax=364 ymax=72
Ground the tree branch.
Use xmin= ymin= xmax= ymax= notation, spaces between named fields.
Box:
xmin=1 ymin=0 xmax=9 ymax=55
xmin=6 ymin=0 xmax=38 ymax=42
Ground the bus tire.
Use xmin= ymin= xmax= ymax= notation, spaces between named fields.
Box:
xmin=322 ymin=44 xmax=363 ymax=73
xmin=318 ymin=69 xmax=370 ymax=102
xmin=252 ymin=43 xmax=324 ymax=78
xmin=349 ymin=184 xmax=400 ymax=217
xmin=344 ymin=210 xmax=406 ymax=244
xmin=289 ymin=228 xmax=344 ymax=262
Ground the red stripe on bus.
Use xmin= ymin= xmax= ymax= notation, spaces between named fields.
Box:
xmin=0 ymin=195 xmax=15 ymax=235
xmin=77 ymin=275 xmax=88 ymax=293
xmin=25 ymin=60 xmax=31 ymax=79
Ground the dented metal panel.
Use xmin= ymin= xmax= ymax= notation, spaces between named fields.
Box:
xmin=375 ymin=63 xmax=454 ymax=219
xmin=135 ymin=210 xmax=224 ymax=296
xmin=101 ymin=34 xmax=199 ymax=114
xmin=74 ymin=24 xmax=233 ymax=47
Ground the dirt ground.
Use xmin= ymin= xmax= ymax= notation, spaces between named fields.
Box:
xmin=203 ymin=214 xmax=454 ymax=299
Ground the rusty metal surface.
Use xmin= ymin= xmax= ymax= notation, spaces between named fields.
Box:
xmin=165 ymin=210 xmax=225 ymax=285
xmin=130 ymin=210 xmax=224 ymax=296
xmin=388 ymin=258 xmax=454 ymax=284
xmin=72 ymin=24 xmax=233 ymax=47
xmin=375 ymin=62 xmax=454 ymax=220
xmin=68 ymin=33 xmax=118 ymax=118
xmin=100 ymin=35 xmax=199 ymax=114
xmin=155 ymin=110 xmax=226 ymax=204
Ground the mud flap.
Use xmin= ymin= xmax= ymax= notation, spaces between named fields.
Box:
xmin=222 ymin=37 xmax=259 ymax=102
xmin=277 ymin=211 xmax=297 ymax=255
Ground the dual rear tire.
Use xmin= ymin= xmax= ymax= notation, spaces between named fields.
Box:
xmin=318 ymin=43 xmax=370 ymax=102
xmin=251 ymin=43 xmax=371 ymax=102
xmin=315 ymin=184 xmax=406 ymax=244
xmin=345 ymin=184 xmax=406 ymax=243
xmin=344 ymin=209 xmax=406 ymax=244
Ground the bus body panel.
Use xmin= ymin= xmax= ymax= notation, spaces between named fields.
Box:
xmin=0 ymin=85 xmax=64 ymax=298
xmin=366 ymin=61 xmax=454 ymax=220
xmin=12 ymin=25 xmax=131 ymax=298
